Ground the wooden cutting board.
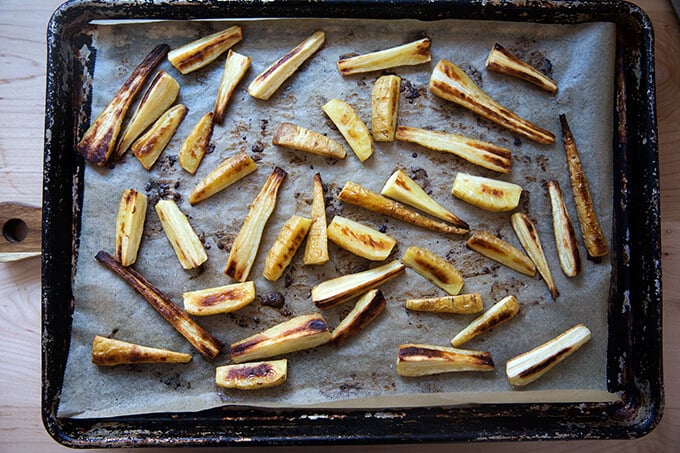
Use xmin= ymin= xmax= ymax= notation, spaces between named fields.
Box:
xmin=0 ymin=202 xmax=41 ymax=262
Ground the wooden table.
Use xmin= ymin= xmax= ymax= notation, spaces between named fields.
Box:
xmin=1 ymin=0 xmax=677 ymax=451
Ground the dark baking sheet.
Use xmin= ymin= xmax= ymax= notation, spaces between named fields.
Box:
xmin=41 ymin=0 xmax=661 ymax=446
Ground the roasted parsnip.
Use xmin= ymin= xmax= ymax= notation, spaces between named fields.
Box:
xmin=303 ymin=173 xmax=329 ymax=265
xmin=168 ymin=25 xmax=243 ymax=74
xmin=132 ymin=104 xmax=187 ymax=170
xmin=511 ymin=212 xmax=559 ymax=299
xmin=77 ymin=44 xmax=169 ymax=166
xmin=189 ymin=152 xmax=258 ymax=205
xmin=155 ymin=199 xmax=208 ymax=270
xmin=485 ymin=43 xmax=558 ymax=93
xmin=114 ymin=189 xmax=147 ymax=267
xmin=547 ymin=180 xmax=581 ymax=277
xmin=331 ymin=289 xmax=386 ymax=345
xmin=397 ymin=344 xmax=494 ymax=377
xmin=92 ymin=335 xmax=192 ymax=366
xmin=381 ymin=169 xmax=468 ymax=228
xmin=406 ymin=293 xmax=483 ymax=315
xmin=430 ymin=59 xmax=555 ymax=144
xmin=337 ymin=37 xmax=431 ymax=76
xmin=338 ymin=181 xmax=468 ymax=235
xmin=216 ymin=359 xmax=287 ymax=390
xmin=311 ymin=260 xmax=406 ymax=309
xmin=451 ymin=172 xmax=522 ymax=212
xmin=224 ymin=167 xmax=287 ymax=282
xmin=395 ymin=125 xmax=512 ymax=174
xmin=248 ymin=31 xmax=325 ymax=100
xmin=272 ymin=122 xmax=346 ymax=159
xmin=466 ymin=231 xmax=536 ymax=277
xmin=179 ymin=112 xmax=215 ymax=175
xmin=230 ymin=313 xmax=331 ymax=363
xmin=401 ymin=246 xmax=464 ymax=296
xmin=262 ymin=215 xmax=312 ymax=281
xmin=322 ymin=99 xmax=374 ymax=162
xmin=213 ymin=50 xmax=251 ymax=124
xmin=371 ymin=75 xmax=401 ymax=141
xmin=95 ymin=251 xmax=222 ymax=359
xmin=560 ymin=114 xmax=609 ymax=258
xmin=326 ymin=215 xmax=397 ymax=261
xmin=183 ymin=281 xmax=256 ymax=316
xmin=506 ymin=324 xmax=591 ymax=387
xmin=450 ymin=295 xmax=521 ymax=347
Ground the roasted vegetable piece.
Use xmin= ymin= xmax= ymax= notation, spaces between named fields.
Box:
xmin=322 ymin=99 xmax=374 ymax=162
xmin=168 ymin=25 xmax=243 ymax=74
xmin=262 ymin=215 xmax=312 ymax=281
xmin=560 ymin=114 xmax=609 ymax=259
xmin=303 ymin=173 xmax=329 ymax=265
xmin=382 ymin=169 xmax=468 ymax=228
xmin=183 ymin=281 xmax=256 ymax=316
xmin=395 ymin=125 xmax=512 ymax=174
xmin=406 ymin=293 xmax=483 ymax=315
xmin=326 ymin=215 xmax=397 ymax=261
xmin=114 ymin=189 xmax=147 ymax=267
xmin=467 ymin=231 xmax=536 ymax=277
xmin=179 ymin=112 xmax=215 ymax=175
xmin=155 ymin=199 xmax=208 ymax=270
xmin=450 ymin=295 xmax=521 ymax=347
xmin=506 ymin=324 xmax=591 ymax=387
xmin=95 ymin=251 xmax=222 ymax=359
xmin=339 ymin=181 xmax=468 ymax=235
xmin=401 ymin=246 xmax=464 ymax=295
xmin=547 ymin=180 xmax=582 ymax=277
xmin=230 ymin=313 xmax=331 ymax=363
xmin=397 ymin=343 xmax=494 ymax=377
xmin=248 ymin=31 xmax=325 ymax=100
xmin=485 ymin=43 xmax=558 ymax=93
xmin=215 ymin=359 xmax=288 ymax=390
xmin=430 ymin=59 xmax=555 ymax=144
xmin=76 ymin=44 xmax=169 ymax=166
xmin=331 ymin=289 xmax=386 ymax=345
xmin=311 ymin=260 xmax=406 ymax=310
xmin=337 ymin=37 xmax=431 ymax=76
xmin=132 ymin=104 xmax=187 ymax=170
xmin=452 ymin=172 xmax=523 ymax=212
xmin=214 ymin=50 xmax=251 ymax=124
xmin=92 ymin=335 xmax=192 ymax=366
xmin=224 ymin=167 xmax=287 ymax=282
xmin=511 ymin=212 xmax=559 ymax=299
xmin=371 ymin=75 xmax=401 ymax=141
xmin=189 ymin=152 xmax=258 ymax=205
xmin=272 ymin=122 xmax=346 ymax=159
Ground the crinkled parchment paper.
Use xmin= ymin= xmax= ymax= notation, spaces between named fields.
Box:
xmin=58 ymin=18 xmax=617 ymax=418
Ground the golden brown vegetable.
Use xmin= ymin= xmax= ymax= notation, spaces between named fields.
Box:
xmin=451 ymin=172 xmax=522 ymax=212
xmin=405 ymin=294 xmax=483 ymax=315
xmin=322 ymin=99 xmax=374 ymax=162
xmin=114 ymin=189 xmax=147 ymax=267
xmin=155 ymin=199 xmax=208 ymax=270
xmin=466 ymin=231 xmax=536 ymax=277
xmin=450 ymin=295 xmax=521 ymax=347
xmin=331 ymin=289 xmax=387 ymax=345
xmin=326 ymin=215 xmax=397 ymax=261
xmin=262 ymin=215 xmax=312 ymax=281
xmin=215 ymin=359 xmax=287 ymax=390
xmin=337 ymin=37 xmax=431 ymax=76
xmin=168 ymin=25 xmax=243 ymax=74
xmin=371 ymin=75 xmax=401 ymax=141
xmin=401 ymin=245 xmax=464 ymax=296
xmin=178 ymin=112 xmax=215 ymax=175
xmin=272 ymin=122 xmax=346 ymax=159
xmin=189 ymin=152 xmax=258 ymax=205
xmin=547 ymin=180 xmax=582 ymax=277
xmin=511 ymin=212 xmax=559 ymax=299
xmin=92 ymin=335 xmax=192 ymax=366
xmin=397 ymin=343 xmax=494 ymax=377
xmin=303 ymin=173 xmax=329 ymax=265
xmin=213 ymin=50 xmax=251 ymax=124
xmin=132 ymin=104 xmax=187 ymax=170
xmin=485 ymin=43 xmax=558 ymax=93
xmin=183 ymin=281 xmax=256 ymax=316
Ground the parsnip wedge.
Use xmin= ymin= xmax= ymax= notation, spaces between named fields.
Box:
xmin=216 ymin=359 xmax=287 ymax=390
xmin=397 ymin=343 xmax=494 ymax=377
xmin=547 ymin=180 xmax=582 ymax=277
xmin=155 ymin=199 xmax=208 ymax=270
xmin=430 ymin=59 xmax=555 ymax=144
xmin=95 ymin=251 xmax=222 ymax=359
xmin=331 ymin=289 xmax=386 ymax=345
xmin=338 ymin=181 xmax=468 ymax=235
xmin=214 ymin=50 xmax=251 ymax=124
xmin=179 ymin=111 xmax=215 ymax=175
xmin=371 ymin=75 xmax=401 ymax=141
xmin=322 ymin=99 xmax=374 ymax=162
xmin=451 ymin=172 xmax=522 ymax=212
xmin=262 ymin=215 xmax=312 ymax=281
xmin=337 ymin=37 xmax=431 ymax=76
xmin=395 ymin=125 xmax=512 ymax=174
xmin=466 ymin=231 xmax=536 ymax=277
xmin=382 ymin=169 xmax=468 ymax=228
xmin=225 ymin=167 xmax=287 ymax=282
xmin=450 ymin=295 xmax=520 ymax=347
xmin=183 ymin=281 xmax=256 ymax=316
xmin=272 ymin=122 xmax=346 ymax=159
xmin=303 ymin=173 xmax=329 ymax=265
xmin=168 ymin=25 xmax=243 ymax=75
xmin=77 ymin=44 xmax=169 ymax=166
xmin=326 ymin=215 xmax=396 ymax=261
xmin=485 ymin=43 xmax=558 ymax=94
xmin=230 ymin=313 xmax=331 ymax=363
xmin=401 ymin=246 xmax=464 ymax=296
xmin=406 ymin=294 xmax=483 ymax=315
xmin=560 ymin=114 xmax=609 ymax=258
xmin=132 ymin=104 xmax=187 ymax=170
xmin=511 ymin=212 xmax=559 ymax=299
xmin=114 ymin=189 xmax=147 ymax=267
xmin=92 ymin=335 xmax=192 ymax=366
xmin=189 ymin=152 xmax=258 ymax=205
xmin=506 ymin=324 xmax=591 ymax=387
xmin=248 ymin=31 xmax=325 ymax=100
xmin=311 ymin=260 xmax=406 ymax=310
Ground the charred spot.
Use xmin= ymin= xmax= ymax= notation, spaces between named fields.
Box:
xmin=256 ymin=45 xmax=301 ymax=81
xmin=251 ymin=141 xmax=265 ymax=153
xmin=517 ymin=346 xmax=572 ymax=379
xmin=414 ymin=256 xmax=451 ymax=283
xmin=399 ymin=345 xmax=444 ymax=360
xmin=401 ymin=79 xmax=427 ymax=103
xmin=479 ymin=184 xmax=505 ymax=199
xmin=199 ymin=289 xmax=245 ymax=307
xmin=229 ymin=336 xmax=262 ymax=357
xmin=175 ymin=31 xmax=242 ymax=71
xmin=227 ymin=363 xmax=275 ymax=380
xmin=260 ymin=291 xmax=285 ymax=309
xmin=338 ymin=52 xmax=360 ymax=61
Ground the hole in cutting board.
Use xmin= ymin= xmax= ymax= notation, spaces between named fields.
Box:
xmin=3 ymin=218 xmax=29 ymax=243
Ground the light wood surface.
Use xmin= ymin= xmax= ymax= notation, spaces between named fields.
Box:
xmin=1 ymin=0 xmax=678 ymax=451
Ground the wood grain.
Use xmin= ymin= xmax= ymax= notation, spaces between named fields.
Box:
xmin=0 ymin=0 xmax=678 ymax=451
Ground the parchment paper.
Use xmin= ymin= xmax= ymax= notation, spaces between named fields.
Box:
xmin=58 ymin=18 xmax=617 ymax=418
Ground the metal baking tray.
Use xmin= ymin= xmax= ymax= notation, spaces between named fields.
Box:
xmin=42 ymin=0 xmax=661 ymax=446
